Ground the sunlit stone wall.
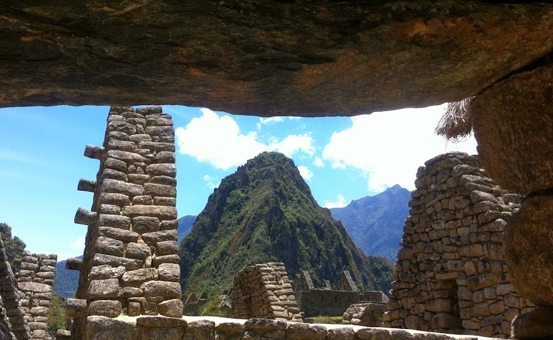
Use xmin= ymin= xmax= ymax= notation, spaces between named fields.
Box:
xmin=384 ymin=152 xmax=533 ymax=338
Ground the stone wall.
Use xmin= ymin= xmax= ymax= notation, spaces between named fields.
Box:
xmin=342 ymin=303 xmax=386 ymax=327
xmin=0 ymin=239 xmax=29 ymax=340
xmin=337 ymin=271 xmax=359 ymax=292
xmin=342 ymin=291 xmax=389 ymax=326
xmin=231 ymin=263 xmax=302 ymax=322
xmin=16 ymin=252 xmax=57 ymax=339
xmin=182 ymin=293 xmax=208 ymax=315
xmin=67 ymin=106 xmax=182 ymax=339
xmin=294 ymin=270 xmax=379 ymax=317
xmin=296 ymin=290 xmax=360 ymax=317
xmin=84 ymin=315 xmax=500 ymax=340
xmin=384 ymin=152 xmax=533 ymax=337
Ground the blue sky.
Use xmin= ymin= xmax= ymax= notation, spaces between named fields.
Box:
xmin=0 ymin=104 xmax=476 ymax=260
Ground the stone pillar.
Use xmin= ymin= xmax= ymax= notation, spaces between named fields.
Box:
xmin=68 ymin=106 xmax=182 ymax=339
xmin=383 ymin=152 xmax=533 ymax=338
xmin=231 ymin=262 xmax=302 ymax=322
xmin=16 ymin=252 xmax=57 ymax=339
xmin=471 ymin=64 xmax=553 ymax=338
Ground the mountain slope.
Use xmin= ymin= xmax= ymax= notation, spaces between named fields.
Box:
xmin=177 ymin=215 xmax=197 ymax=245
xmin=330 ymin=185 xmax=410 ymax=260
xmin=54 ymin=257 xmax=81 ymax=298
xmin=180 ymin=152 xmax=393 ymax=296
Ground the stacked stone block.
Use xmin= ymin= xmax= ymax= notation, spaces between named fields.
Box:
xmin=384 ymin=152 xmax=533 ymax=337
xmin=0 ymin=239 xmax=30 ymax=340
xmin=85 ymin=314 xmax=497 ymax=340
xmin=342 ymin=302 xmax=386 ymax=326
xmin=16 ymin=252 xmax=57 ymax=339
xmin=68 ymin=106 xmax=182 ymax=339
xmin=337 ymin=271 xmax=359 ymax=292
xmin=293 ymin=270 xmax=314 ymax=292
xmin=294 ymin=270 xmax=369 ymax=317
xmin=231 ymin=262 xmax=302 ymax=322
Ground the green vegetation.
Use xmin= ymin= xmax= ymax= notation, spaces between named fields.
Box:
xmin=48 ymin=294 xmax=70 ymax=336
xmin=0 ymin=222 xmax=26 ymax=273
xmin=54 ymin=257 xmax=80 ymax=298
xmin=180 ymin=152 xmax=393 ymax=298
xmin=198 ymin=296 xmax=231 ymax=317
xmin=310 ymin=316 xmax=343 ymax=324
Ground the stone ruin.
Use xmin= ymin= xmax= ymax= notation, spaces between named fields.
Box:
xmin=384 ymin=152 xmax=534 ymax=338
xmin=231 ymin=262 xmax=302 ymax=322
xmin=342 ymin=302 xmax=386 ymax=327
xmin=0 ymin=237 xmax=57 ymax=340
xmin=182 ymin=293 xmax=208 ymax=315
xmin=342 ymin=291 xmax=389 ymax=327
xmin=0 ymin=239 xmax=30 ymax=340
xmin=24 ymin=107 xmax=541 ymax=339
xmin=53 ymin=107 xmax=479 ymax=339
xmin=16 ymin=252 xmax=57 ymax=339
xmin=65 ymin=106 xmax=182 ymax=339
xmin=294 ymin=270 xmax=370 ymax=317
xmin=336 ymin=271 xmax=360 ymax=292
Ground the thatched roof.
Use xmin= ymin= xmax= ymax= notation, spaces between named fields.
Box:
xmin=436 ymin=98 xmax=474 ymax=141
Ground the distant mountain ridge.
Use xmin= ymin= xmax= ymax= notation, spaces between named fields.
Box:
xmin=180 ymin=152 xmax=393 ymax=296
xmin=54 ymin=256 xmax=81 ymax=298
xmin=178 ymin=215 xmax=197 ymax=244
xmin=330 ymin=185 xmax=410 ymax=260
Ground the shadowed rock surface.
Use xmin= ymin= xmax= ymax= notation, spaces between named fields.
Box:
xmin=1 ymin=1 xmax=552 ymax=115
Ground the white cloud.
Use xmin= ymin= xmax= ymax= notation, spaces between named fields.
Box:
xmin=70 ymin=238 xmax=85 ymax=251
xmin=322 ymin=105 xmax=477 ymax=191
xmin=256 ymin=116 xmax=301 ymax=130
xmin=323 ymin=194 xmax=347 ymax=209
xmin=258 ymin=116 xmax=284 ymax=125
xmin=202 ymin=174 xmax=219 ymax=189
xmin=298 ymin=166 xmax=313 ymax=181
xmin=313 ymin=157 xmax=324 ymax=168
xmin=176 ymin=109 xmax=315 ymax=170
xmin=270 ymin=134 xmax=315 ymax=157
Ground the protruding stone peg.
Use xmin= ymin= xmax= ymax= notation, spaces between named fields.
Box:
xmin=84 ymin=145 xmax=105 ymax=159
xmin=65 ymin=298 xmax=87 ymax=318
xmin=65 ymin=257 xmax=83 ymax=271
xmin=74 ymin=208 xmax=97 ymax=225
xmin=77 ymin=179 xmax=96 ymax=192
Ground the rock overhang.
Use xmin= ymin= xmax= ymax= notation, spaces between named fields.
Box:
xmin=0 ymin=1 xmax=552 ymax=116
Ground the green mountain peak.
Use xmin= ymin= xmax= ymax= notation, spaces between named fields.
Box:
xmin=179 ymin=152 xmax=393 ymax=296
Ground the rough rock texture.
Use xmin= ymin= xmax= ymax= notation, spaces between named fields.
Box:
xmin=503 ymin=196 xmax=553 ymax=339
xmin=1 ymin=2 xmax=552 ymax=115
xmin=231 ymin=262 xmax=302 ymax=322
xmin=16 ymin=252 xmax=57 ymax=340
xmin=0 ymin=239 xmax=29 ymax=340
xmin=69 ymin=106 xmax=182 ymax=339
xmin=88 ymin=314 xmax=500 ymax=340
xmin=384 ymin=152 xmax=533 ymax=338
xmin=471 ymin=63 xmax=553 ymax=338
xmin=342 ymin=303 xmax=386 ymax=327
xmin=504 ymin=196 xmax=553 ymax=307
xmin=471 ymin=63 xmax=553 ymax=195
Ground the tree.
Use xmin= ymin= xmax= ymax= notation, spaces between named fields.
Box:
xmin=48 ymin=294 xmax=70 ymax=336
xmin=0 ymin=222 xmax=27 ymax=272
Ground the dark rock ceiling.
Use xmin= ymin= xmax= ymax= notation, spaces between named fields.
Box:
xmin=1 ymin=1 xmax=552 ymax=116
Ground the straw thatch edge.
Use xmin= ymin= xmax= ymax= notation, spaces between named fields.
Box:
xmin=436 ymin=97 xmax=474 ymax=141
